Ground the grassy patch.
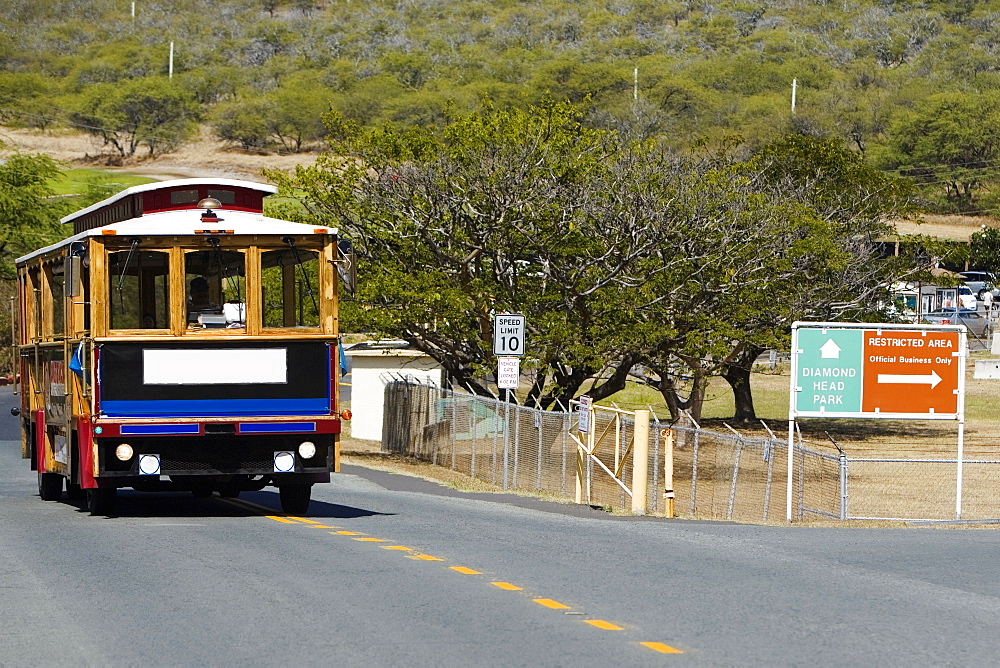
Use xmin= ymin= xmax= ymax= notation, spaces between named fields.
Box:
xmin=50 ymin=168 xmax=155 ymax=197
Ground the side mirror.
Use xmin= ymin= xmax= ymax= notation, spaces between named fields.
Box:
xmin=337 ymin=240 xmax=357 ymax=296
xmin=65 ymin=255 xmax=83 ymax=297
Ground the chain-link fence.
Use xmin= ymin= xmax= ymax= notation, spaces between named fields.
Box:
xmin=381 ymin=379 xmax=834 ymax=522
xmin=381 ymin=378 xmax=1000 ymax=522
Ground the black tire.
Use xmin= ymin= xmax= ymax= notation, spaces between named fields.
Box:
xmin=86 ymin=487 xmax=116 ymax=516
xmin=65 ymin=481 xmax=85 ymax=500
xmin=38 ymin=471 xmax=63 ymax=501
xmin=278 ymin=484 xmax=312 ymax=514
xmin=218 ymin=482 xmax=241 ymax=499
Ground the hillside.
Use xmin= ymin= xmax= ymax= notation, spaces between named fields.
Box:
xmin=7 ymin=0 xmax=1000 ymax=215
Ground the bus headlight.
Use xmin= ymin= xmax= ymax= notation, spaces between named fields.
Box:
xmin=115 ymin=444 xmax=134 ymax=461
xmin=138 ymin=454 xmax=161 ymax=475
xmin=298 ymin=441 xmax=316 ymax=459
xmin=274 ymin=451 xmax=295 ymax=473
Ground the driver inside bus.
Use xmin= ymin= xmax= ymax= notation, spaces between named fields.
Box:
xmin=187 ymin=276 xmax=220 ymax=313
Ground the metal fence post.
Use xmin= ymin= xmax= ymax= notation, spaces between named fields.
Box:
xmin=513 ymin=403 xmax=520 ymax=488
xmin=631 ymin=410 xmax=650 ymax=515
xmin=727 ymin=437 xmax=744 ymax=521
xmin=575 ymin=433 xmax=584 ymax=504
xmin=839 ymin=450 xmax=848 ymax=520
xmin=690 ymin=429 xmax=700 ymax=516
xmin=502 ymin=396 xmax=510 ymax=490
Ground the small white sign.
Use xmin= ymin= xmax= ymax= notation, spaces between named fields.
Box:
xmin=578 ymin=395 xmax=592 ymax=433
xmin=493 ymin=314 xmax=526 ymax=356
xmin=497 ymin=357 xmax=520 ymax=389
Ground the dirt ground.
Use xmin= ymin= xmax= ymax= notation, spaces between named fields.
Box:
xmin=0 ymin=125 xmax=319 ymax=181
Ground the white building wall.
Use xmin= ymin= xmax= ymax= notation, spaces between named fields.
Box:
xmin=345 ymin=350 xmax=443 ymax=441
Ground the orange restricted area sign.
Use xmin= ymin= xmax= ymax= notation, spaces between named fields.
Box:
xmin=861 ymin=329 xmax=961 ymax=415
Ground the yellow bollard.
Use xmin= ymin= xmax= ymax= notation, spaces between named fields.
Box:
xmin=631 ymin=410 xmax=650 ymax=515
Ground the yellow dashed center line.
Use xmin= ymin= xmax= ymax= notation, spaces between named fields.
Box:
xmin=534 ymin=598 xmax=571 ymax=610
xmin=262 ymin=507 xmax=688 ymax=655
xmin=641 ymin=642 xmax=684 ymax=654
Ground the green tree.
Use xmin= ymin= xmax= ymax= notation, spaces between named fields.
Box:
xmin=268 ymin=102 xmax=668 ymax=406
xmin=0 ymin=149 xmax=64 ymax=277
xmin=212 ymin=99 xmax=273 ymax=151
xmin=69 ymin=77 xmax=200 ymax=160
xmin=884 ymin=92 xmax=1000 ymax=212
xmin=970 ymin=226 xmax=1000 ymax=274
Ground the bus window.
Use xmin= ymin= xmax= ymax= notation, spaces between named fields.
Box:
xmin=185 ymin=249 xmax=246 ymax=329
xmin=46 ymin=261 xmax=65 ymax=338
xmin=261 ymin=248 xmax=320 ymax=329
xmin=28 ymin=267 xmax=40 ymax=342
xmin=108 ymin=250 xmax=170 ymax=330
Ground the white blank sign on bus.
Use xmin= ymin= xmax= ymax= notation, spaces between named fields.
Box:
xmin=143 ymin=348 xmax=287 ymax=385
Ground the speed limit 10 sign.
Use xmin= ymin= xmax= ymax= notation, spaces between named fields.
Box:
xmin=493 ymin=314 xmax=526 ymax=356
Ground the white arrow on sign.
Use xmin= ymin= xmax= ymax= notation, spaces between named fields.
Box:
xmin=820 ymin=339 xmax=841 ymax=359
xmin=877 ymin=370 xmax=942 ymax=389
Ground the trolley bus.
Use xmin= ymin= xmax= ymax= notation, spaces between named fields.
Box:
xmin=12 ymin=178 xmax=352 ymax=515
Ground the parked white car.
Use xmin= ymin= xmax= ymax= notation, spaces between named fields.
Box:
xmin=959 ymin=271 xmax=999 ymax=300
xmin=959 ymin=286 xmax=978 ymax=309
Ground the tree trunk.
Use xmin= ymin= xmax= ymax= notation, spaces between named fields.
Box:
xmin=722 ymin=344 xmax=765 ymax=424
xmin=657 ymin=370 xmax=708 ymax=423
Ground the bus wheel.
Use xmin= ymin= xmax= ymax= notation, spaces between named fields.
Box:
xmin=38 ymin=471 xmax=63 ymax=501
xmin=65 ymin=481 xmax=85 ymax=501
xmin=279 ymin=484 xmax=311 ymax=514
xmin=87 ymin=488 xmax=116 ymax=516
xmin=218 ymin=482 xmax=241 ymax=499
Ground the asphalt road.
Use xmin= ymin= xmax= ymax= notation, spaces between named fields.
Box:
xmin=3 ymin=387 xmax=1000 ymax=665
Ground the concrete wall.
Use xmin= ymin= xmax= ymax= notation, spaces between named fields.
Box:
xmin=345 ymin=348 xmax=443 ymax=441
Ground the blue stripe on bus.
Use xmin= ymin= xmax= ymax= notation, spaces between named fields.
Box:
xmin=120 ymin=424 xmax=202 ymax=436
xmin=239 ymin=422 xmax=317 ymax=433
xmin=100 ymin=398 xmax=329 ymax=418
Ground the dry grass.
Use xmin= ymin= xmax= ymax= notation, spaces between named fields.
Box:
xmin=892 ymin=214 xmax=998 ymax=241
xmin=0 ymin=125 xmax=319 ymax=181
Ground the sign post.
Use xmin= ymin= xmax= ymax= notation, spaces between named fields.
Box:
xmin=494 ymin=314 xmax=525 ymax=491
xmin=788 ymin=322 xmax=966 ymax=521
